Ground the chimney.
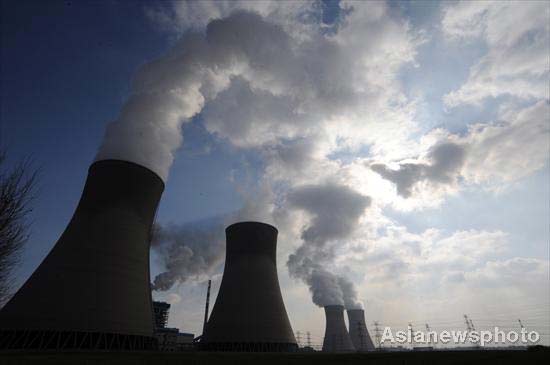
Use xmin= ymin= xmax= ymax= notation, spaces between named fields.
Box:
xmin=322 ymin=305 xmax=355 ymax=352
xmin=0 ymin=160 xmax=164 ymax=350
xmin=347 ymin=309 xmax=375 ymax=351
xmin=202 ymin=221 xmax=297 ymax=351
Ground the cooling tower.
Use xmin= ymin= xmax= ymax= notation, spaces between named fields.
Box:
xmin=322 ymin=305 xmax=355 ymax=352
xmin=347 ymin=309 xmax=375 ymax=351
xmin=202 ymin=222 xmax=297 ymax=352
xmin=0 ymin=159 xmax=164 ymax=350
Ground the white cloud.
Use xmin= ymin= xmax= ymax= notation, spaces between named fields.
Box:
xmin=442 ymin=1 xmax=549 ymax=106
xmin=134 ymin=1 xmax=549 ymax=340
xmin=370 ymin=100 xmax=549 ymax=206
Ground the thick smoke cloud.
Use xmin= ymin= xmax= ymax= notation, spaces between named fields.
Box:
xmin=95 ymin=11 xmax=301 ymax=180
xmin=96 ymin=5 xmax=417 ymax=180
xmin=371 ymin=142 xmax=465 ymax=198
xmin=95 ymin=4 xmax=417 ymax=308
xmin=286 ymin=182 xmax=370 ymax=308
xmin=151 ymin=220 xmax=225 ymax=291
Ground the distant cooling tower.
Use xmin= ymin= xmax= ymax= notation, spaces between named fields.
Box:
xmin=322 ymin=305 xmax=355 ymax=352
xmin=0 ymin=160 xmax=164 ymax=350
xmin=347 ymin=309 xmax=375 ymax=351
xmin=202 ymin=222 xmax=297 ymax=352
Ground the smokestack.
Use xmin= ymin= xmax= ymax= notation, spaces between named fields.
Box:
xmin=202 ymin=279 xmax=212 ymax=336
xmin=202 ymin=222 xmax=297 ymax=352
xmin=0 ymin=160 xmax=164 ymax=350
xmin=347 ymin=309 xmax=375 ymax=351
xmin=322 ymin=305 xmax=355 ymax=352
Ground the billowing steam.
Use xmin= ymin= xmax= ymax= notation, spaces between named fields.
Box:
xmin=94 ymin=7 xmax=387 ymax=307
xmin=95 ymin=11 xmax=291 ymax=180
xmin=286 ymin=182 xmax=370 ymax=309
xmin=151 ymin=219 xmax=225 ymax=291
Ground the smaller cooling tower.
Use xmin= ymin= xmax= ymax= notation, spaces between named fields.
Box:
xmin=202 ymin=222 xmax=297 ymax=352
xmin=347 ymin=309 xmax=375 ymax=351
xmin=322 ymin=305 xmax=355 ymax=352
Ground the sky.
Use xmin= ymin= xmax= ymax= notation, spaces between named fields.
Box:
xmin=1 ymin=0 xmax=549 ymax=348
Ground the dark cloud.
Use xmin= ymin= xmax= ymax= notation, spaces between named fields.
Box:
xmin=371 ymin=142 xmax=466 ymax=197
xmin=287 ymin=182 xmax=371 ymax=243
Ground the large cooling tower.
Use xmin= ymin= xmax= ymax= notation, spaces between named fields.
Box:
xmin=322 ymin=305 xmax=355 ymax=352
xmin=347 ymin=309 xmax=375 ymax=351
xmin=202 ymin=222 xmax=297 ymax=352
xmin=0 ymin=160 xmax=164 ymax=350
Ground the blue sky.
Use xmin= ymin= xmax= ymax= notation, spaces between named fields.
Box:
xmin=2 ymin=0 xmax=548 ymax=348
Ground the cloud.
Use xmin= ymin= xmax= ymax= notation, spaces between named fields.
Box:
xmin=371 ymin=142 xmax=466 ymax=198
xmin=468 ymin=257 xmax=549 ymax=288
xmin=371 ymin=100 xmax=549 ymax=199
xmin=461 ymin=100 xmax=549 ymax=185
xmin=442 ymin=1 xmax=549 ymax=106
xmin=287 ymin=182 xmax=371 ymax=243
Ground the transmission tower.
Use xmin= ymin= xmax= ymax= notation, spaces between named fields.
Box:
xmin=464 ymin=315 xmax=472 ymax=331
xmin=373 ymin=321 xmax=382 ymax=349
xmin=357 ymin=321 xmax=365 ymax=350
xmin=425 ymin=323 xmax=433 ymax=347
xmin=408 ymin=322 xmax=415 ymax=348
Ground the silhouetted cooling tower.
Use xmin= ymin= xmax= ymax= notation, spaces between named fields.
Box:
xmin=202 ymin=222 xmax=297 ymax=352
xmin=322 ymin=305 xmax=355 ymax=352
xmin=0 ymin=160 xmax=164 ymax=350
xmin=347 ymin=309 xmax=375 ymax=351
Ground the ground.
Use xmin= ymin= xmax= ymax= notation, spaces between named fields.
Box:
xmin=0 ymin=348 xmax=548 ymax=365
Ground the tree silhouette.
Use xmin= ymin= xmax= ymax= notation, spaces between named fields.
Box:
xmin=0 ymin=151 xmax=37 ymax=306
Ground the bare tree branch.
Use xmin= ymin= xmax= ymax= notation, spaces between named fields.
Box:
xmin=0 ymin=150 xmax=38 ymax=306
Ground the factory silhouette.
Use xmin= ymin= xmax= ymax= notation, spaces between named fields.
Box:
xmin=0 ymin=159 xmax=373 ymax=352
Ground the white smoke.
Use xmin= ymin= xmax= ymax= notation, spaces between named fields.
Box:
xmin=286 ymin=182 xmax=370 ymax=308
xmin=95 ymin=3 xmax=418 ymax=308
xmin=95 ymin=11 xmax=300 ymax=180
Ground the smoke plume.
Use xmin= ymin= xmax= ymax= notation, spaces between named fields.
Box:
xmin=286 ymin=182 xmax=370 ymax=308
xmin=93 ymin=5 xmax=411 ymax=307
xmin=151 ymin=219 xmax=225 ymax=291
xmin=95 ymin=11 xmax=299 ymax=180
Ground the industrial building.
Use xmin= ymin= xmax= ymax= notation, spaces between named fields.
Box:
xmin=153 ymin=301 xmax=171 ymax=330
xmin=153 ymin=301 xmax=194 ymax=351
xmin=322 ymin=305 xmax=355 ymax=352
xmin=347 ymin=309 xmax=375 ymax=351
xmin=0 ymin=160 xmax=164 ymax=350
xmin=202 ymin=222 xmax=298 ymax=352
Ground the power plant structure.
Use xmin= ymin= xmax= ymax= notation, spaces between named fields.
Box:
xmin=322 ymin=305 xmax=355 ymax=352
xmin=201 ymin=222 xmax=298 ymax=352
xmin=347 ymin=309 xmax=375 ymax=351
xmin=0 ymin=160 xmax=164 ymax=350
